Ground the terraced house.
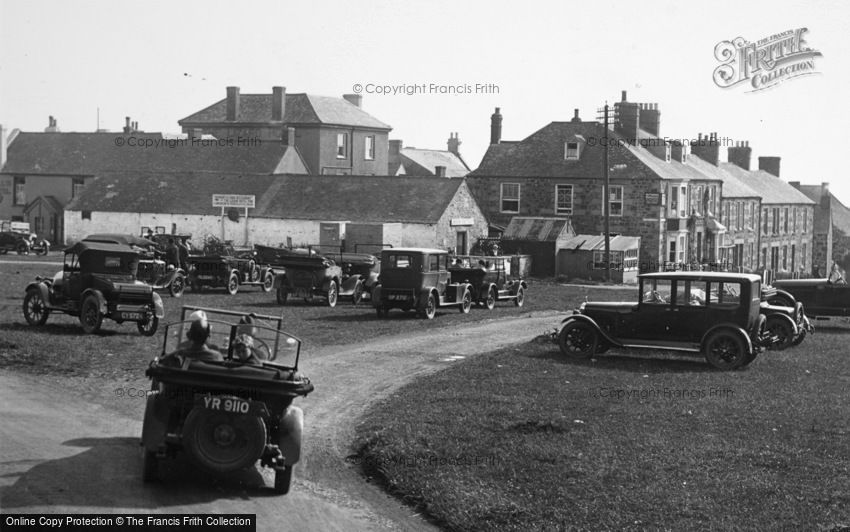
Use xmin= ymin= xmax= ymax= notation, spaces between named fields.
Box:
xmin=467 ymin=91 xmax=814 ymax=276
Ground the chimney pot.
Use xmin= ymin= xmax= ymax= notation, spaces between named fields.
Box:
xmin=447 ymin=133 xmax=461 ymax=156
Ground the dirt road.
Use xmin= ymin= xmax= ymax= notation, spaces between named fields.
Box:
xmin=0 ymin=310 xmax=562 ymax=530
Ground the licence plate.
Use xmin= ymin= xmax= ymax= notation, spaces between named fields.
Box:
xmin=197 ymin=275 xmax=214 ymax=280
xmin=389 ymin=294 xmax=409 ymax=300
xmin=120 ymin=312 xmax=143 ymax=320
xmin=202 ymin=396 xmax=251 ymax=414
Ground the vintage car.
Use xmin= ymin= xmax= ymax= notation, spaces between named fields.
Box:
xmin=325 ymin=250 xmax=382 ymax=304
xmin=372 ymin=248 xmax=472 ymax=319
xmin=758 ymin=287 xmax=813 ymax=350
xmin=256 ymin=245 xmax=347 ymax=307
xmin=142 ymin=306 xmax=313 ymax=494
xmin=83 ymin=233 xmax=186 ymax=297
xmin=0 ymin=228 xmax=50 ymax=255
xmin=22 ymin=240 xmax=164 ymax=335
xmin=187 ymin=243 xmax=276 ymax=295
xmin=554 ymin=272 xmax=772 ymax=370
xmin=767 ymin=277 xmax=850 ymax=318
xmin=449 ymin=255 xmax=527 ymax=309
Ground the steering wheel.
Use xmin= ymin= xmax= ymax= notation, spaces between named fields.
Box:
xmin=251 ymin=338 xmax=272 ymax=361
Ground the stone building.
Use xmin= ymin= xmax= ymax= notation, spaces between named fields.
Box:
xmin=790 ymin=181 xmax=850 ymax=275
xmin=388 ymin=133 xmax=471 ymax=177
xmin=178 ymin=86 xmax=392 ymax=176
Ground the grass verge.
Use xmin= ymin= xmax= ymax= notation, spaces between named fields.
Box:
xmin=353 ymin=330 xmax=850 ymax=531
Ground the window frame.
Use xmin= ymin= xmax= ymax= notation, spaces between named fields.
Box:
xmin=500 ymin=182 xmax=520 ymax=214
xmin=336 ymin=132 xmax=348 ymax=159
xmin=602 ymin=185 xmax=624 ymax=217
xmin=564 ymin=141 xmax=579 ymax=160
xmin=364 ymin=135 xmax=375 ymax=161
xmin=555 ymin=184 xmax=573 ymax=215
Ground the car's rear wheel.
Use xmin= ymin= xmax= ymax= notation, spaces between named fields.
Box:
xmin=460 ymin=289 xmax=472 ymax=314
xmin=704 ymin=330 xmax=748 ymax=370
xmin=514 ymin=286 xmax=525 ymax=307
xmin=274 ymin=466 xmax=293 ymax=494
xmin=261 ymin=272 xmax=274 ymax=293
xmin=36 ymin=242 xmax=50 ymax=256
xmin=182 ymin=408 xmax=267 ymax=473
xmin=79 ymin=295 xmax=103 ymax=334
xmin=169 ymin=273 xmax=185 ymax=298
xmin=276 ymin=286 xmax=288 ymax=305
xmin=143 ymin=450 xmax=159 ymax=482
xmin=557 ymin=321 xmax=598 ymax=359
xmin=352 ymin=280 xmax=364 ymax=305
xmin=226 ymin=273 xmax=239 ymax=295
xmin=485 ymin=287 xmax=496 ymax=310
xmin=765 ymin=317 xmax=794 ymax=351
xmin=23 ymin=289 xmax=50 ymax=326
xmin=326 ymin=280 xmax=338 ymax=308
xmin=419 ymin=293 xmax=436 ymax=320
xmin=137 ymin=315 xmax=159 ymax=336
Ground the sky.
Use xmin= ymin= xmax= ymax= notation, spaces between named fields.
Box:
xmin=1 ymin=0 xmax=848 ymax=203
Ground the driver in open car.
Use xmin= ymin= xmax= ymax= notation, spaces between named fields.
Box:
xmin=169 ymin=310 xmax=223 ymax=362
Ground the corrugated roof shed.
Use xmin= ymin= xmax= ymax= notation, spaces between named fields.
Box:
xmin=503 ymin=217 xmax=573 ymax=241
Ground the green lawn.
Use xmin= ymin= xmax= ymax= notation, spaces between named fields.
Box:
xmin=353 ymin=328 xmax=850 ymax=531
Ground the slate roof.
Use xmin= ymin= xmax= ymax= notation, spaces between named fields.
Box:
xmin=178 ymin=93 xmax=391 ymax=130
xmin=502 ymin=217 xmax=574 ymax=242
xmin=397 ymin=148 xmax=470 ymax=177
xmin=720 ymin=163 xmax=814 ymax=205
xmin=560 ymin=233 xmax=641 ymax=252
xmin=1 ymin=132 xmax=298 ymax=175
xmin=796 ymin=185 xmax=850 ymax=234
xmin=66 ymin=173 xmax=467 ymax=224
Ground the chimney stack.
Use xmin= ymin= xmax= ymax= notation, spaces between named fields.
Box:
xmin=571 ymin=108 xmax=581 ymax=123
xmin=435 ymin=165 xmax=447 ymax=177
xmin=226 ymin=86 xmax=240 ymax=121
xmin=758 ymin=156 xmax=781 ymax=177
xmin=821 ymin=182 xmax=830 ymax=207
xmin=727 ymin=141 xmax=752 ymax=170
xmin=638 ymin=103 xmax=660 ymax=136
xmin=447 ymin=132 xmax=461 ymax=156
xmin=45 ymin=116 xmax=60 ymax=132
xmin=389 ymin=139 xmax=403 ymax=156
xmin=272 ymin=86 xmax=286 ymax=121
xmin=691 ymin=132 xmax=721 ymax=166
xmin=490 ymin=107 xmax=503 ymax=145
xmin=621 ymin=90 xmax=628 ymax=102
xmin=614 ymin=90 xmax=639 ymax=140
xmin=285 ymin=126 xmax=296 ymax=146
xmin=343 ymin=94 xmax=363 ymax=108
xmin=671 ymin=141 xmax=688 ymax=163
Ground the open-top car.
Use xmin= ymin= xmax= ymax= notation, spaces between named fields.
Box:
xmin=554 ymin=272 xmax=772 ymax=370
xmin=758 ymin=287 xmax=813 ymax=350
xmin=141 ymin=306 xmax=314 ymax=494
xmin=256 ymin=244 xmax=346 ymax=307
xmin=372 ymin=248 xmax=473 ymax=319
xmin=449 ymin=255 xmax=527 ymax=309
xmin=187 ymin=242 xmax=276 ymax=295
xmin=83 ymin=233 xmax=186 ymax=297
xmin=767 ymin=276 xmax=850 ymax=318
xmin=23 ymin=240 xmax=164 ymax=335
xmin=0 ymin=221 xmax=50 ymax=255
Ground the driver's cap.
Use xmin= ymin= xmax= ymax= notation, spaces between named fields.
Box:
xmin=188 ymin=310 xmax=208 ymax=324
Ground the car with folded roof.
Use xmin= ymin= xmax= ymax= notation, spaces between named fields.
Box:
xmin=767 ymin=276 xmax=850 ymax=318
xmin=554 ymin=271 xmax=771 ymax=370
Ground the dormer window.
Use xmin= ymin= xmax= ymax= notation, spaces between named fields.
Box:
xmin=564 ymin=141 xmax=579 ymax=160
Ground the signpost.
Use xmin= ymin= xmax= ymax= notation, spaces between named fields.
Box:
xmin=212 ymin=194 xmax=255 ymax=245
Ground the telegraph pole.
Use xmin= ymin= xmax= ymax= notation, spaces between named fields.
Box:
xmin=602 ymin=103 xmax=611 ymax=282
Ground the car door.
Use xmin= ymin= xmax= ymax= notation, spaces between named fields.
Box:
xmin=624 ymin=278 xmax=674 ymax=343
xmin=670 ymin=279 xmax=709 ymax=344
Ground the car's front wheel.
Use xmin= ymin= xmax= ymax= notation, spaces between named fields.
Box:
xmin=459 ymin=288 xmax=472 ymax=314
xmin=703 ymin=330 xmax=748 ymax=370
xmin=485 ymin=287 xmax=496 ymax=310
xmin=261 ymin=272 xmax=274 ymax=293
xmin=274 ymin=465 xmax=293 ymax=494
xmin=514 ymin=286 xmax=525 ymax=307
xmin=23 ymin=289 xmax=50 ymax=326
xmin=765 ymin=317 xmax=794 ymax=351
xmin=326 ymin=280 xmax=338 ymax=308
xmin=352 ymin=280 xmax=364 ymax=305
xmin=557 ymin=321 xmax=598 ymax=359
xmin=79 ymin=295 xmax=103 ymax=334
xmin=226 ymin=272 xmax=239 ymax=295
xmin=169 ymin=273 xmax=185 ymax=298
xmin=137 ymin=315 xmax=159 ymax=336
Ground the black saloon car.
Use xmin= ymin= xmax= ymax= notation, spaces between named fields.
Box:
xmin=555 ymin=272 xmax=770 ymax=370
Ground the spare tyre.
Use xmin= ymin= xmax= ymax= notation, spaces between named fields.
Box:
xmin=182 ymin=407 xmax=266 ymax=473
